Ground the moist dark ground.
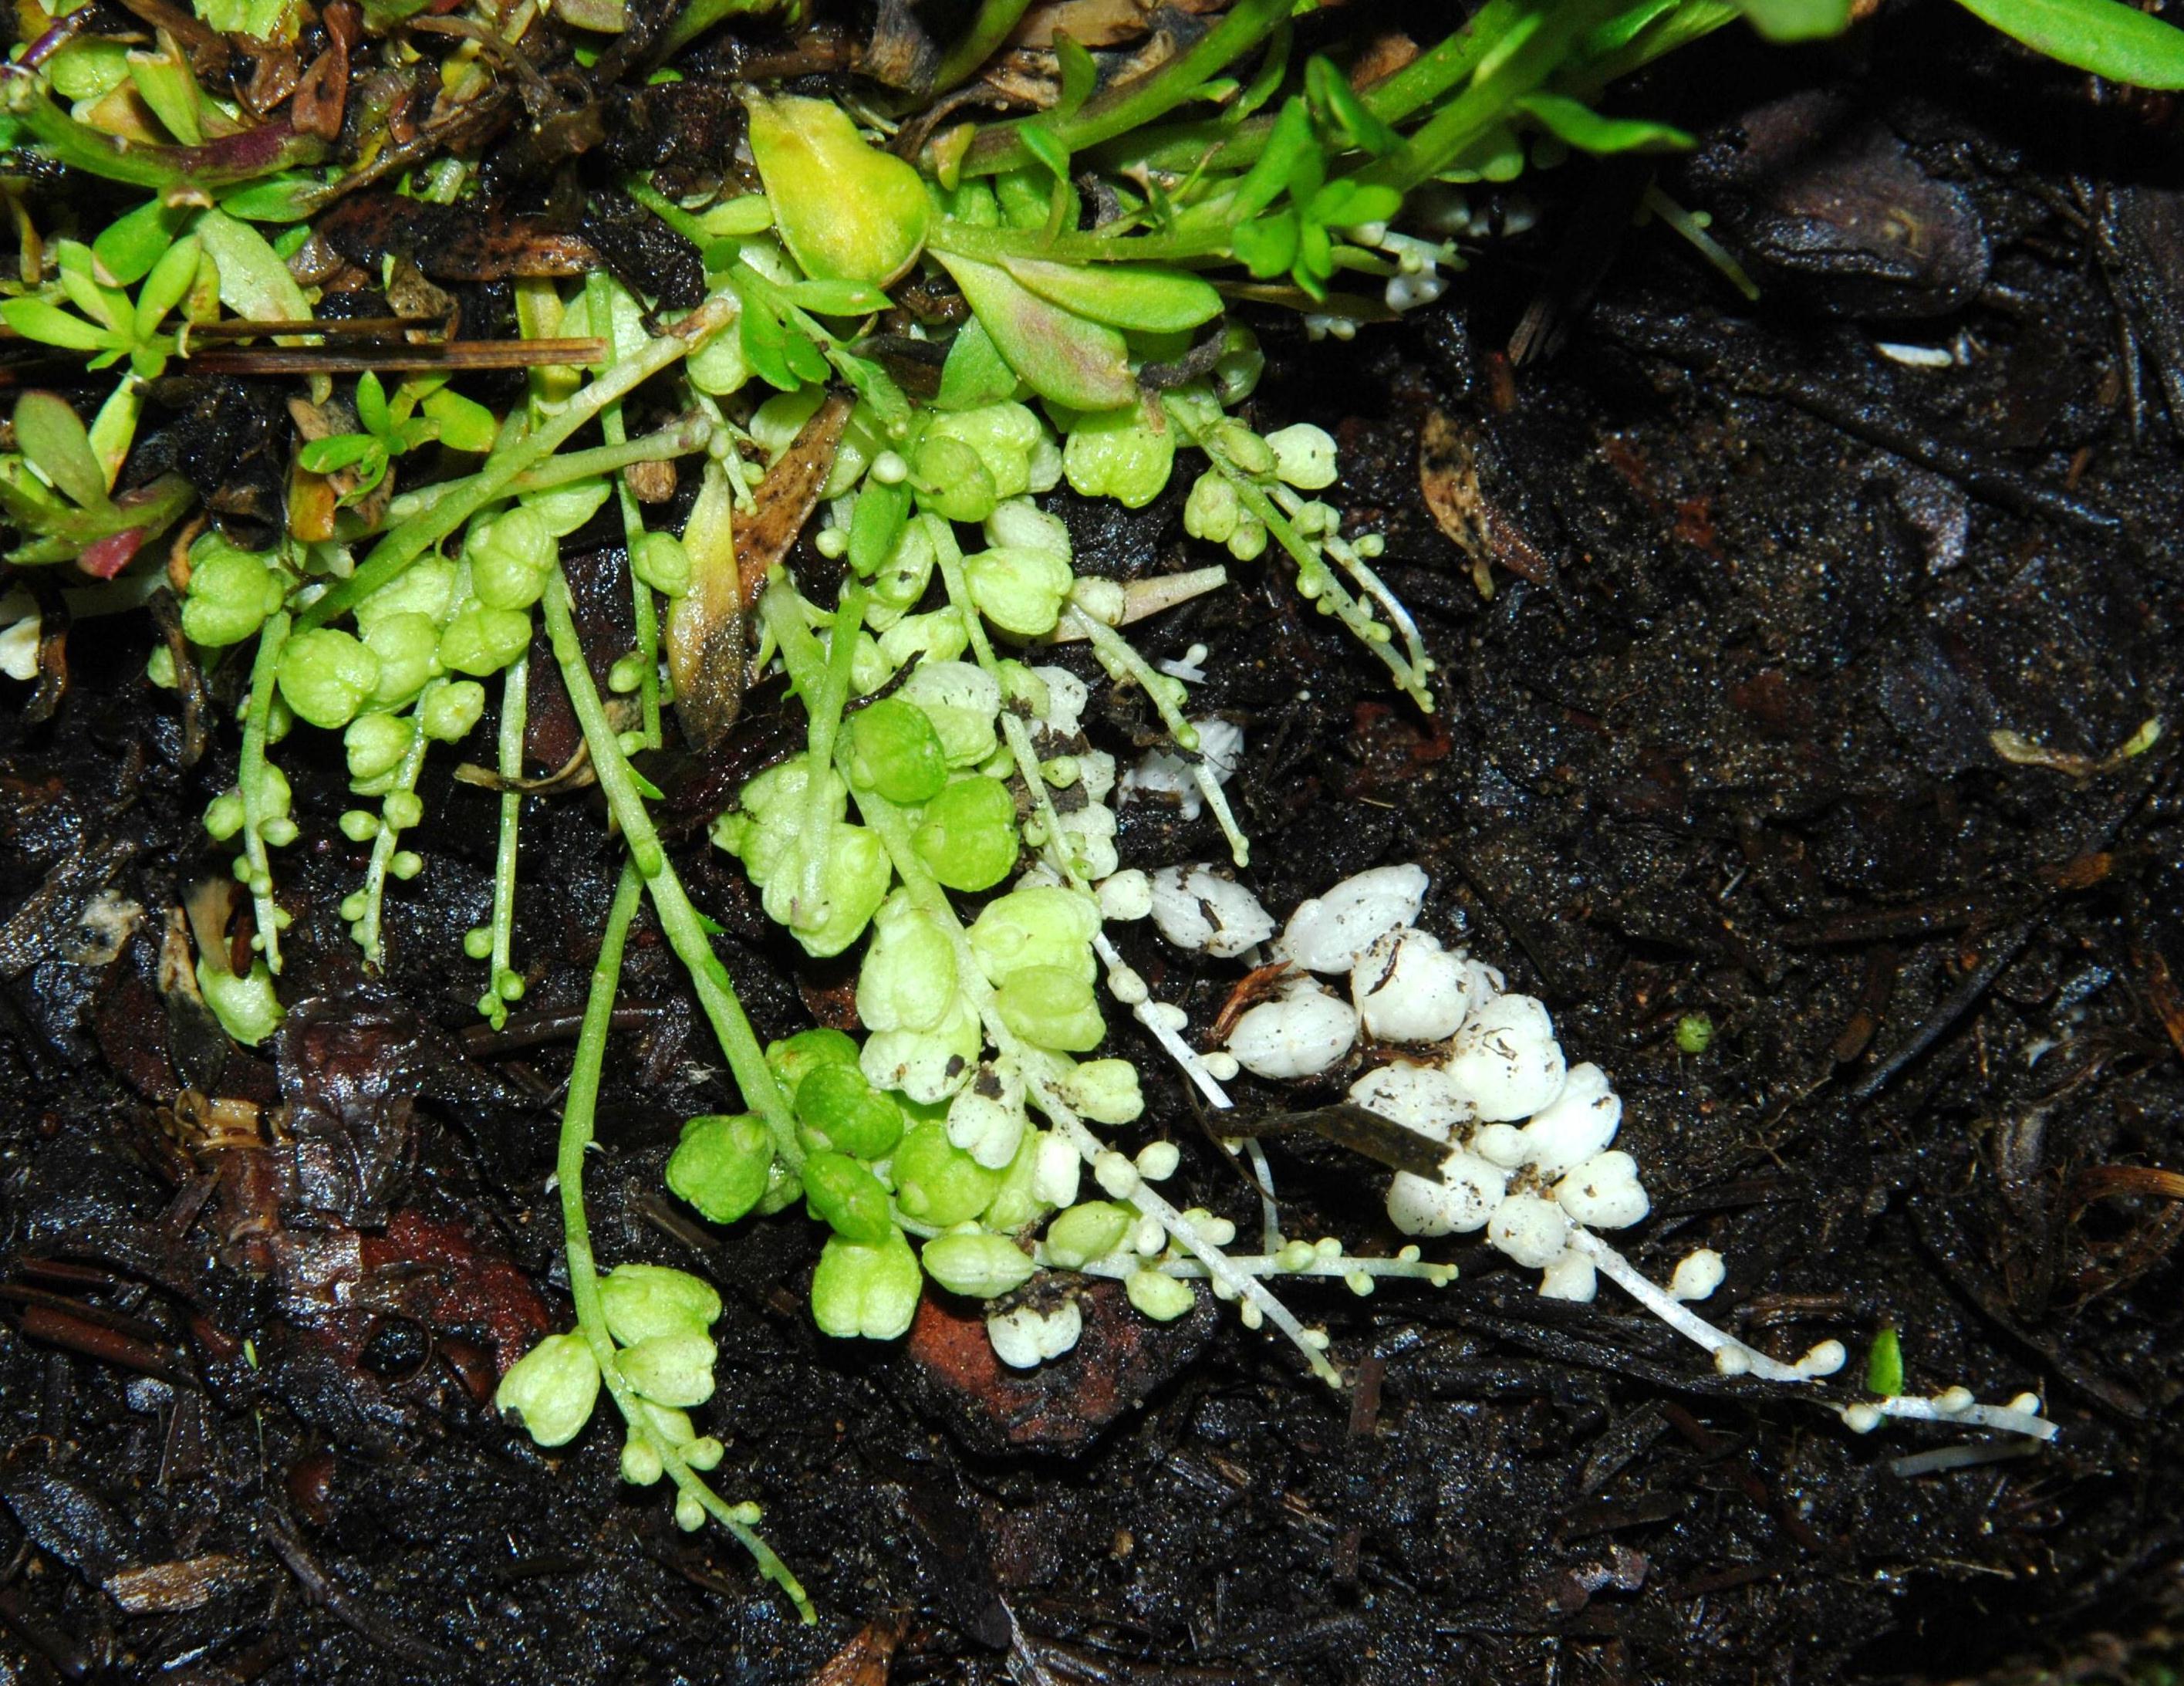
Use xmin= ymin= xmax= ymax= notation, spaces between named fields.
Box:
xmin=5 ymin=9 xmax=2184 ymax=1682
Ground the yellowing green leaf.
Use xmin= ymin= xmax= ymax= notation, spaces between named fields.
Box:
xmin=13 ymin=393 xmax=112 ymax=512
xmin=195 ymin=207 xmax=310 ymax=326
xmin=745 ymin=93 xmax=930 ymax=288
xmin=936 ymin=252 xmax=1135 ymax=412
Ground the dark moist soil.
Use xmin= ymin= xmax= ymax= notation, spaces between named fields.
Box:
xmin=6 ymin=10 xmax=2184 ymax=1684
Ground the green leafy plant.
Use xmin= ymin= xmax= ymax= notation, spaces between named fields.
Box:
xmin=0 ymin=0 xmax=2141 ymax=1619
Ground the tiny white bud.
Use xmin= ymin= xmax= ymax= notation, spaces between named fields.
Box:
xmin=1799 ymin=1341 xmax=1848 ymax=1378
xmin=1097 ymin=869 xmax=1153 ymax=922
xmin=1093 ymin=1150 xmax=1140 ymax=1199
xmin=1135 ymin=1140 xmax=1181 ymax=1181
xmin=1713 ymin=1346 xmax=1753 ymax=1379
xmin=1669 ymin=1249 xmax=1726 ymax=1303
xmin=1936 ymin=1385 xmax=1975 ymax=1414
xmin=1841 ymin=1403 xmax=1884 ymax=1434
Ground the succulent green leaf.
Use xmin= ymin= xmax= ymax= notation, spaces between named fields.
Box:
xmin=13 ymin=394 xmax=113 ymax=512
xmin=134 ymin=234 xmax=203 ymax=339
xmin=937 ymin=315 xmax=1019 ymax=411
xmin=1231 ymin=212 xmax=1300 ymax=280
xmin=495 ymin=1333 xmax=600 ymax=1447
xmin=1866 ymin=1326 xmax=1905 ymax=1396
xmin=613 ymin=1331 xmax=717 ymax=1407
xmin=780 ymin=278 xmax=892 ymax=316
xmin=601 ymin=1264 xmax=722 ymax=1346
xmin=811 ymin=1228 xmax=923 ymax=1340
xmin=920 ymin=1232 xmax=1036 ymax=1299
xmin=998 ymin=255 xmax=1222 ymax=334
xmin=0 ymin=299 xmax=112 ymax=354
xmin=745 ymin=93 xmax=930 ymax=287
xmin=214 ymin=172 xmax=326 ymax=223
xmin=667 ymin=1113 xmax=778 ymax=1224
xmin=1053 ymin=33 xmax=1099 ymax=120
xmin=934 ymin=252 xmax=1135 ymax=413
xmin=802 ymin=1151 xmax=896 ymax=1244
xmin=422 ymin=387 xmax=498 ymax=454
xmin=127 ymin=49 xmax=204 ymax=146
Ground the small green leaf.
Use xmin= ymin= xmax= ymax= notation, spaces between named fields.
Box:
xmin=299 ymin=433 xmax=380 ymax=474
xmin=1304 ymin=179 xmax=1403 ymax=230
xmin=421 ymin=388 xmax=497 ymax=454
xmin=1228 ymin=20 xmax=1291 ymax=124
xmin=1054 ymin=32 xmax=1099 ymax=119
xmin=196 ymin=208 xmax=312 ymax=326
xmin=134 ymin=235 xmax=202 ymax=340
xmin=355 ymin=370 xmax=390 ymax=440
xmin=935 ymin=251 xmax=1135 ymax=412
xmin=1734 ymin=0 xmax=1852 ymax=41
xmin=14 ymin=393 xmax=113 ymax=512
xmin=1018 ymin=122 xmax=1072 ymax=188
xmin=1231 ymin=212 xmax=1299 ymax=279
xmin=46 ymin=39 xmax=130 ymax=102
xmin=0 ymin=298 xmax=112 ymax=353
xmin=1233 ymin=97 xmax=1315 ymax=223
xmin=215 ymin=173 xmax=326 ymax=223
xmin=1515 ymin=93 xmax=1693 ymax=154
xmin=55 ymin=245 xmax=128 ymax=333
xmin=937 ymin=315 xmax=1019 ymax=411
xmin=781 ymin=278 xmax=891 ymax=316
xmin=1951 ymin=0 xmax=2184 ymax=85
xmin=1305 ymin=55 xmax=1399 ymax=154
xmin=697 ymin=194 xmax=775 ymax=238
xmin=999 ymin=256 xmax=1223 ymax=334
xmin=1865 ymin=1327 xmax=1904 ymax=1396
xmin=826 ymin=348 xmax=912 ymax=434
xmin=127 ymin=49 xmax=204 ymax=147
xmin=93 ymin=198 xmax=194 ymax=289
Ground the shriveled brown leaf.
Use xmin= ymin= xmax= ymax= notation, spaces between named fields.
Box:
xmin=805 ymin=1617 xmax=901 ymax=1685
xmin=1419 ymin=407 xmax=1550 ymax=599
xmin=665 ymin=394 xmax=849 ymax=752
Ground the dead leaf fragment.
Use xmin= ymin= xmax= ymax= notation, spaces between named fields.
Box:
xmin=1419 ymin=407 xmax=1550 ymax=599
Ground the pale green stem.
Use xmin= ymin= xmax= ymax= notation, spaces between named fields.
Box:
xmin=558 ymin=863 xmax=814 ymax=1622
xmin=782 ymin=573 xmax=869 ymax=931
xmin=539 ymin=568 xmax=799 ymax=1163
xmin=587 ymin=272 xmax=663 ymax=750
xmin=355 ymin=677 xmax=443 ymax=967
xmin=238 ymin=608 xmax=289 ymax=974
xmin=483 ymin=653 xmax=529 ymax=1028
xmin=1062 ymin=603 xmax=1251 ymax=865
xmin=957 ymin=0 xmax=1291 ymax=177
xmin=1164 ymin=397 xmax=1433 ymax=711
xmin=382 ymin=417 xmax=714 ymax=529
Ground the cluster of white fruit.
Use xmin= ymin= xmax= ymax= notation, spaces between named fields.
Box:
xmin=1141 ymin=862 xmax=1651 ymax=1300
xmin=1135 ymin=858 xmax=2059 ymax=1445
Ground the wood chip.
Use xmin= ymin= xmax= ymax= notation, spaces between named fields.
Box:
xmin=105 ymin=1554 xmax=258 ymax=1615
